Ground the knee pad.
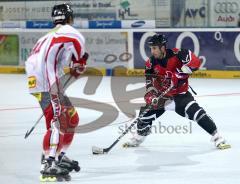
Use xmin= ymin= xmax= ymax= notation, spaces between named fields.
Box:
xmin=185 ymin=101 xmax=206 ymax=121
xmin=175 ymin=91 xmax=195 ymax=117
xmin=185 ymin=102 xmax=217 ymax=135
xmin=137 ymin=119 xmax=152 ymax=136
xmin=137 ymin=106 xmax=164 ymax=136
xmin=68 ymin=107 xmax=79 ymax=128
xmin=139 ymin=106 xmax=164 ymax=122
xmin=43 ymin=129 xmax=63 ymax=154
xmin=59 ymin=107 xmax=79 ymax=133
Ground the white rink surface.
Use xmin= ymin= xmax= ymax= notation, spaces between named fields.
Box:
xmin=0 ymin=74 xmax=239 ymax=184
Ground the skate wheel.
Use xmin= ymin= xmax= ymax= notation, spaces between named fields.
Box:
xmin=122 ymin=143 xmax=130 ymax=148
xmin=73 ymin=160 xmax=79 ymax=165
xmin=74 ymin=165 xmax=81 ymax=172
xmin=39 ymin=175 xmax=57 ymax=182
xmin=217 ymin=143 xmax=231 ymax=150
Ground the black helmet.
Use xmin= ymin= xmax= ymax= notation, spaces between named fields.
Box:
xmin=148 ymin=34 xmax=167 ymax=47
xmin=51 ymin=3 xmax=73 ymax=25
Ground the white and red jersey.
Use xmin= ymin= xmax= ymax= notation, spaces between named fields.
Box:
xmin=25 ymin=24 xmax=85 ymax=93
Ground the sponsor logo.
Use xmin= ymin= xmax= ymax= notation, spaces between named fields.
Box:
xmin=217 ymin=15 xmax=235 ymax=22
xmin=214 ymin=2 xmax=239 ymax=13
xmin=26 ymin=21 xmax=53 ymax=28
xmin=28 ymin=76 xmax=36 ymax=88
xmin=2 ymin=22 xmax=20 ymax=28
xmin=89 ymin=21 xmax=121 ymax=28
xmin=185 ymin=7 xmax=206 ymax=18
xmin=131 ymin=20 xmax=146 ymax=28
xmin=118 ymin=0 xmax=138 ymax=19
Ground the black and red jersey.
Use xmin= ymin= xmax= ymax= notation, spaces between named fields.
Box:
xmin=145 ymin=48 xmax=201 ymax=96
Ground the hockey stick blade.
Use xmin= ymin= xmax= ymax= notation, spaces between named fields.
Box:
xmin=24 ymin=127 xmax=34 ymax=139
xmin=92 ymin=146 xmax=108 ymax=155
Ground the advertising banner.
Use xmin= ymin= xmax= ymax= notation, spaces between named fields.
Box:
xmin=0 ymin=1 xmax=54 ymax=21
xmin=18 ymin=31 xmax=130 ymax=68
xmin=0 ymin=35 xmax=19 ymax=65
xmin=210 ymin=0 xmax=240 ymax=27
xmin=26 ymin=21 xmax=53 ymax=29
xmin=0 ymin=0 xmax=116 ymax=21
xmin=71 ymin=0 xmax=116 ymax=20
xmin=133 ymin=31 xmax=240 ymax=70
xmin=121 ymin=20 xmax=155 ymax=28
xmin=0 ymin=21 xmax=25 ymax=28
xmin=155 ymin=0 xmax=171 ymax=27
xmin=19 ymin=32 xmax=45 ymax=65
xmin=173 ymin=0 xmax=209 ymax=27
xmin=82 ymin=31 xmax=131 ymax=68
xmin=88 ymin=20 xmax=121 ymax=28
xmin=116 ymin=0 xmax=155 ymax=20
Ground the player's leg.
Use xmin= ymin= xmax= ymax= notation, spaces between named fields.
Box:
xmin=57 ymin=95 xmax=81 ymax=172
xmin=35 ymin=92 xmax=70 ymax=181
xmin=174 ymin=91 xmax=230 ymax=149
xmin=123 ymin=106 xmax=165 ymax=147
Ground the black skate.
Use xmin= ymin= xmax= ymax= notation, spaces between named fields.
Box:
xmin=58 ymin=154 xmax=81 ymax=172
xmin=40 ymin=157 xmax=71 ymax=182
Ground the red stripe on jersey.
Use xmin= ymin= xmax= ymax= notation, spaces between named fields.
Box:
xmin=45 ymin=36 xmax=81 ymax=91
xmin=54 ymin=44 xmax=64 ymax=92
xmin=31 ymin=37 xmax=47 ymax=56
xmin=45 ymin=36 xmax=82 ymax=62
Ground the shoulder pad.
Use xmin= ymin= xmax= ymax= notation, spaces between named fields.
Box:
xmin=172 ymin=48 xmax=179 ymax=54
xmin=177 ymin=49 xmax=192 ymax=64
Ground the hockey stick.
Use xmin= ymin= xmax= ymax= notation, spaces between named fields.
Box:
xmin=24 ymin=75 xmax=72 ymax=139
xmin=92 ymin=85 xmax=173 ymax=155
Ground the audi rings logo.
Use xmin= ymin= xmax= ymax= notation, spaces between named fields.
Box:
xmin=214 ymin=2 xmax=239 ymax=13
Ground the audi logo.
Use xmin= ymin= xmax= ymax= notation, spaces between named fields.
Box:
xmin=214 ymin=2 xmax=239 ymax=13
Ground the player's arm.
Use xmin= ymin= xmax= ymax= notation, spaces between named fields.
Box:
xmin=63 ymin=37 xmax=89 ymax=78
xmin=177 ymin=49 xmax=201 ymax=74
xmin=144 ymin=58 xmax=159 ymax=108
xmin=165 ymin=49 xmax=200 ymax=91
xmin=145 ymin=57 xmax=155 ymax=90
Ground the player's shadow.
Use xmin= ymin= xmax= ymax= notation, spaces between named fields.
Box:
xmin=134 ymin=144 xmax=211 ymax=172
xmin=73 ymin=144 xmax=215 ymax=182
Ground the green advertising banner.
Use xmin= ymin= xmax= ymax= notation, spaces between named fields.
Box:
xmin=0 ymin=35 xmax=19 ymax=65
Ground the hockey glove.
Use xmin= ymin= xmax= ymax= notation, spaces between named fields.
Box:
xmin=70 ymin=52 xmax=89 ymax=78
xmin=144 ymin=87 xmax=159 ymax=109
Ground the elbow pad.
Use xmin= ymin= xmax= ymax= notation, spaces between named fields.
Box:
xmin=181 ymin=65 xmax=192 ymax=74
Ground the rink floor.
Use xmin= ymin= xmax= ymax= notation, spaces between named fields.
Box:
xmin=0 ymin=74 xmax=239 ymax=184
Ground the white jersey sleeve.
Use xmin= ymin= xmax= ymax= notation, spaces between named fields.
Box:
xmin=25 ymin=25 xmax=85 ymax=94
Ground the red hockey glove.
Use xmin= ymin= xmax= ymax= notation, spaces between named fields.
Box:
xmin=70 ymin=52 xmax=89 ymax=78
xmin=144 ymin=88 xmax=159 ymax=109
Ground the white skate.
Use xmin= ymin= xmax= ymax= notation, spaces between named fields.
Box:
xmin=58 ymin=154 xmax=81 ymax=172
xmin=40 ymin=157 xmax=71 ymax=182
xmin=123 ymin=133 xmax=146 ymax=148
xmin=211 ymin=132 xmax=231 ymax=150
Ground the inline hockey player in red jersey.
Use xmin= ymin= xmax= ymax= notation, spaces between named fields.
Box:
xmin=123 ymin=33 xmax=231 ymax=150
